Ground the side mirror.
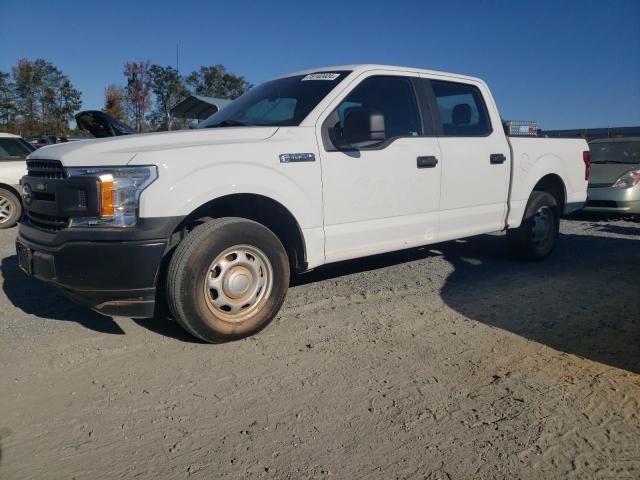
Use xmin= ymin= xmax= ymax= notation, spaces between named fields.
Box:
xmin=335 ymin=108 xmax=385 ymax=149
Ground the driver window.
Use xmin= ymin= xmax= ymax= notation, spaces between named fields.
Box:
xmin=334 ymin=76 xmax=422 ymax=140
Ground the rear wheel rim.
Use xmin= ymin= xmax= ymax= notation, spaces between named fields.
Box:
xmin=531 ymin=206 xmax=555 ymax=252
xmin=203 ymin=244 xmax=274 ymax=323
xmin=0 ymin=195 xmax=14 ymax=224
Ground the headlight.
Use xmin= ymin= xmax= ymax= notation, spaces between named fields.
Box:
xmin=612 ymin=169 xmax=640 ymax=189
xmin=66 ymin=165 xmax=158 ymax=227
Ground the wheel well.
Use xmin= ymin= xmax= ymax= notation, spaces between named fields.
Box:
xmin=0 ymin=183 xmax=22 ymax=204
xmin=532 ymin=174 xmax=565 ymax=213
xmin=174 ymin=194 xmax=307 ymax=273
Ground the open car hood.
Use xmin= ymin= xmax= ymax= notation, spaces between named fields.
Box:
xmin=75 ymin=110 xmax=135 ymax=138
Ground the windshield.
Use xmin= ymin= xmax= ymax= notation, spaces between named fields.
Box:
xmin=590 ymin=140 xmax=640 ymax=164
xmin=198 ymin=71 xmax=350 ymax=128
xmin=0 ymin=138 xmax=36 ymax=160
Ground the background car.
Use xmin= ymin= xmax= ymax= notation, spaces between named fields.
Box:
xmin=0 ymin=132 xmax=36 ymax=228
xmin=26 ymin=135 xmax=76 ymax=148
xmin=585 ymin=137 xmax=640 ymax=217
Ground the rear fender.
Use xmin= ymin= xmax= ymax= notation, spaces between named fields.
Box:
xmin=508 ymin=153 xmax=568 ymax=228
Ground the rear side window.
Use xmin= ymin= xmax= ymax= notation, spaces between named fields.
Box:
xmin=430 ymin=80 xmax=491 ymax=136
xmin=335 ymin=76 xmax=422 ymax=139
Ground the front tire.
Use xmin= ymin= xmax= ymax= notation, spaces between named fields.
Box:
xmin=507 ymin=191 xmax=559 ymax=260
xmin=166 ymin=218 xmax=290 ymax=343
xmin=0 ymin=188 xmax=22 ymax=229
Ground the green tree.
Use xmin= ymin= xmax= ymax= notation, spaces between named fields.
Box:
xmin=10 ymin=58 xmax=81 ymax=136
xmin=185 ymin=65 xmax=252 ymax=100
xmin=123 ymin=61 xmax=152 ymax=132
xmin=46 ymin=73 xmax=82 ymax=134
xmin=11 ymin=59 xmax=38 ymax=133
xmin=103 ymin=84 xmax=127 ymax=122
xmin=148 ymin=65 xmax=189 ymax=130
xmin=0 ymin=71 xmax=16 ymax=131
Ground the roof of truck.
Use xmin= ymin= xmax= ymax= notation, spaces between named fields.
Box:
xmin=282 ymin=64 xmax=484 ymax=84
xmin=0 ymin=132 xmax=20 ymax=138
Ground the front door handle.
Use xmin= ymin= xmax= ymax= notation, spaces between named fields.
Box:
xmin=417 ymin=156 xmax=438 ymax=168
xmin=490 ymin=153 xmax=507 ymax=164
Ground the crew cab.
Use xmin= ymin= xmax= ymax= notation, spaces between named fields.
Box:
xmin=17 ymin=65 xmax=589 ymax=342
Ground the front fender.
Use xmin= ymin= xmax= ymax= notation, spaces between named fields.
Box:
xmin=137 ymin=152 xmax=323 ymax=231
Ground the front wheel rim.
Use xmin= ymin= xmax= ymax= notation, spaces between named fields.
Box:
xmin=532 ymin=206 xmax=555 ymax=250
xmin=0 ymin=195 xmax=14 ymax=224
xmin=203 ymin=245 xmax=274 ymax=323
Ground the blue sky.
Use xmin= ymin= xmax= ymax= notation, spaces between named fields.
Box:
xmin=1 ymin=0 xmax=638 ymax=129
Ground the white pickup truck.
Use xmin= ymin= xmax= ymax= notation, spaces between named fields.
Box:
xmin=17 ymin=65 xmax=589 ymax=342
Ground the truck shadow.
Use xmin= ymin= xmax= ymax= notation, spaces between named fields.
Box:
xmin=297 ymin=231 xmax=640 ymax=374
xmin=438 ymin=233 xmax=640 ymax=374
xmin=0 ymin=254 xmax=212 ymax=342
xmin=2 ymin=228 xmax=638 ymax=369
xmin=0 ymin=255 xmax=125 ymax=335
xmin=583 ymin=222 xmax=640 ymax=237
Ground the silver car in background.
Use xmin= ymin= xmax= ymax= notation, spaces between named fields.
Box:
xmin=584 ymin=137 xmax=640 ymax=215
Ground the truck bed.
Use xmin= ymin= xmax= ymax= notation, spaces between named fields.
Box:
xmin=507 ymin=137 xmax=589 ymax=227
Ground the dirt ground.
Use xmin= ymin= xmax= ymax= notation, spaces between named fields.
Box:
xmin=0 ymin=216 xmax=639 ymax=479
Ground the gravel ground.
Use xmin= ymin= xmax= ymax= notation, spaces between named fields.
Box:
xmin=0 ymin=216 xmax=639 ymax=479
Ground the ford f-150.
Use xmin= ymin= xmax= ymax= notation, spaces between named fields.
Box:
xmin=17 ymin=65 xmax=589 ymax=342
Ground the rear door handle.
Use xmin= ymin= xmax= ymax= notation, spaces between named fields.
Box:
xmin=490 ymin=153 xmax=507 ymax=164
xmin=417 ymin=156 xmax=438 ymax=168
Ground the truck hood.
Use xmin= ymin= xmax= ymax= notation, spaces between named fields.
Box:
xmin=589 ymin=162 xmax=640 ymax=186
xmin=28 ymin=127 xmax=279 ymax=166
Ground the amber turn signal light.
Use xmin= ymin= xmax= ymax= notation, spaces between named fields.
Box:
xmin=98 ymin=174 xmax=115 ymax=217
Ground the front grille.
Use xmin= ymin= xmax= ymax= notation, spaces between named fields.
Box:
xmin=26 ymin=211 xmax=69 ymax=232
xmin=26 ymin=159 xmax=67 ymax=179
xmin=588 ymin=182 xmax=612 ymax=188
xmin=78 ymin=189 xmax=87 ymax=208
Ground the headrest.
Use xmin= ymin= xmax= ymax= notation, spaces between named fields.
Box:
xmin=452 ymin=103 xmax=471 ymax=126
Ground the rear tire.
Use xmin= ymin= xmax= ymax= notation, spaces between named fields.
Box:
xmin=166 ymin=217 xmax=290 ymax=343
xmin=507 ymin=191 xmax=559 ymax=260
xmin=0 ymin=188 xmax=22 ymax=229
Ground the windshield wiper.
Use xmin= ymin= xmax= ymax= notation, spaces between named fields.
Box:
xmin=206 ymin=120 xmax=250 ymax=128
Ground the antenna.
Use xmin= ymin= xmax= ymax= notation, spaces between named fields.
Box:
xmin=176 ymin=42 xmax=179 ymax=73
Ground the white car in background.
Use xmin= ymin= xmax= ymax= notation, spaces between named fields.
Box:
xmin=0 ymin=132 xmax=35 ymax=228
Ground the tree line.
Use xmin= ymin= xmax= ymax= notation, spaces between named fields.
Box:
xmin=0 ymin=59 xmax=252 ymax=136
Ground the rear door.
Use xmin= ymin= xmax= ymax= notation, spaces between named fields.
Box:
xmin=317 ymin=72 xmax=442 ymax=263
xmin=420 ymin=77 xmax=510 ymax=240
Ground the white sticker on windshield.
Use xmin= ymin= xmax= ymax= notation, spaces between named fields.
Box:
xmin=301 ymin=73 xmax=340 ymax=81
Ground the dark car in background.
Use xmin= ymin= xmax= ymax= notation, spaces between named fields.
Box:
xmin=26 ymin=134 xmax=74 ymax=148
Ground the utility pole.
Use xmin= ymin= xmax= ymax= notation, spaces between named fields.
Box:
xmin=176 ymin=42 xmax=179 ymax=74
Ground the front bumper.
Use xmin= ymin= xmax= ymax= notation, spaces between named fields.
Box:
xmin=16 ymin=217 xmax=183 ymax=318
xmin=584 ymin=184 xmax=640 ymax=214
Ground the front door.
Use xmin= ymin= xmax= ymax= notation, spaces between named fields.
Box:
xmin=318 ymin=73 xmax=442 ymax=263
